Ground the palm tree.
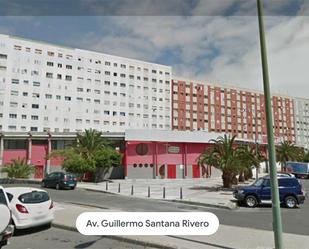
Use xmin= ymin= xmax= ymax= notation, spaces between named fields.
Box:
xmin=198 ymin=135 xmax=240 ymax=188
xmin=276 ymin=141 xmax=300 ymax=171
xmin=237 ymin=144 xmax=266 ymax=182
xmin=1 ymin=158 xmax=35 ymax=178
xmin=74 ymin=129 xmax=110 ymax=160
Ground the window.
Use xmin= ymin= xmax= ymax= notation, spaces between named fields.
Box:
xmin=104 ymin=111 xmax=110 ymax=115
xmin=120 ymin=112 xmax=125 ymax=116
xmin=77 ymin=88 xmax=83 ymax=92
xmin=0 ymin=54 xmax=7 ymax=59
xmin=11 ymin=79 xmax=19 ymax=84
xmin=94 ymin=90 xmax=101 ymax=94
xmin=66 ymin=65 xmax=72 ymax=69
xmin=56 ymin=95 xmax=61 ymax=100
xmin=22 ymin=115 xmax=27 ymax=119
xmin=31 ymin=115 xmax=38 ymax=120
xmin=30 ymin=127 xmax=38 ymax=131
xmin=33 ymin=81 xmax=40 ymax=87
xmin=104 ymin=81 xmax=110 ymax=86
xmin=32 ymin=93 xmax=40 ymax=98
xmin=11 ymin=90 xmax=18 ymax=96
xmin=105 ymin=71 xmax=110 ymax=75
xmin=120 ymin=64 xmax=126 ymax=69
xmin=47 ymin=51 xmax=54 ymax=56
xmin=57 ymin=74 xmax=62 ymax=79
xmin=65 ymin=75 xmax=72 ymax=81
xmin=45 ymin=94 xmax=52 ymax=99
xmin=32 ymin=104 xmax=39 ymax=109
xmin=136 ymin=143 xmax=148 ymax=155
xmin=23 ymin=92 xmax=28 ymax=97
xmin=9 ymin=114 xmax=17 ymax=119
xmin=65 ymin=96 xmax=71 ymax=101
xmin=47 ymin=62 xmax=54 ymax=66
xmin=105 ymin=61 xmax=111 ymax=66
xmin=58 ymin=63 xmax=62 ymax=68
xmin=14 ymin=45 xmax=22 ymax=50
xmin=46 ymin=73 xmax=53 ymax=79
xmin=35 ymin=49 xmax=42 ymax=54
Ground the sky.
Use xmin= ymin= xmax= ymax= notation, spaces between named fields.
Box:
xmin=0 ymin=0 xmax=308 ymax=98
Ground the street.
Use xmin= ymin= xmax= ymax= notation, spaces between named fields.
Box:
xmin=2 ymin=179 xmax=309 ymax=249
xmin=6 ymin=227 xmax=158 ymax=249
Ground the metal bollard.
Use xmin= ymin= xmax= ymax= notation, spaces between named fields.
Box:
xmin=163 ymin=186 xmax=166 ymax=199
xmin=106 ymin=181 xmax=108 ymax=190
xmin=148 ymin=186 xmax=150 ymax=198
xmin=180 ymin=187 xmax=183 ymax=200
xmin=131 ymin=185 xmax=134 ymax=195
xmin=118 ymin=183 xmax=121 ymax=193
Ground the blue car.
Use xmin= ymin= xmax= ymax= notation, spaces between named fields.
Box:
xmin=41 ymin=172 xmax=77 ymax=190
xmin=233 ymin=175 xmax=306 ymax=208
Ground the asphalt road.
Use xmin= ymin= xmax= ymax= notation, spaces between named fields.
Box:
xmin=5 ymin=227 xmax=159 ymax=249
xmin=3 ymin=179 xmax=309 ymax=236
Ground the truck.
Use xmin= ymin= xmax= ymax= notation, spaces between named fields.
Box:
xmin=285 ymin=161 xmax=309 ymax=179
xmin=0 ymin=186 xmax=14 ymax=249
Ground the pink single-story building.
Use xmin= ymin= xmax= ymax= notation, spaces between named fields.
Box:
xmin=0 ymin=130 xmax=261 ymax=180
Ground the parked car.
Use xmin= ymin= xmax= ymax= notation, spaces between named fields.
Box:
xmin=233 ymin=175 xmax=306 ymax=208
xmin=41 ymin=172 xmax=77 ymax=190
xmin=5 ymin=187 xmax=54 ymax=230
xmin=0 ymin=186 xmax=14 ymax=249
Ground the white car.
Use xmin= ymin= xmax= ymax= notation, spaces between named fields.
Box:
xmin=5 ymin=187 xmax=54 ymax=230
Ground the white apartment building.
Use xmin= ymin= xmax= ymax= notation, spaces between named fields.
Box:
xmin=294 ymin=98 xmax=309 ymax=148
xmin=0 ymin=34 xmax=172 ymax=133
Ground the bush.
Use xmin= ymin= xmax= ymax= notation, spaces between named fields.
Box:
xmin=1 ymin=158 xmax=35 ymax=179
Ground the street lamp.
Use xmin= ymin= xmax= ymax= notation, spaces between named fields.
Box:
xmin=257 ymin=1 xmax=283 ymax=249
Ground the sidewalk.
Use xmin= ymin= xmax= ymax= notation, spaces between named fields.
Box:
xmin=77 ymin=177 xmax=256 ymax=210
xmin=52 ymin=202 xmax=309 ymax=249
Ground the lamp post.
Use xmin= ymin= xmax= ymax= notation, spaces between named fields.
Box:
xmin=257 ymin=1 xmax=283 ymax=249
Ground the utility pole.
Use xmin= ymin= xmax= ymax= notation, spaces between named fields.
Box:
xmin=256 ymin=1 xmax=283 ymax=249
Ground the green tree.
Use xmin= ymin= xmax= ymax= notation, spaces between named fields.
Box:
xmin=61 ymin=150 xmax=96 ymax=175
xmin=198 ymin=135 xmax=240 ymax=188
xmin=93 ymin=148 xmax=122 ymax=182
xmin=49 ymin=129 xmax=119 ymax=182
xmin=237 ymin=144 xmax=266 ymax=182
xmin=303 ymin=151 xmax=309 ymax=163
xmin=276 ymin=141 xmax=300 ymax=171
xmin=1 ymin=158 xmax=35 ymax=179
xmin=74 ymin=129 xmax=110 ymax=161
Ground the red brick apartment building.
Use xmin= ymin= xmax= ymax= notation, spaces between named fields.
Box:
xmin=172 ymin=79 xmax=295 ymax=143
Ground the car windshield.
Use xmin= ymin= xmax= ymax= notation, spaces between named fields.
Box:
xmin=252 ymin=178 xmax=264 ymax=187
xmin=65 ymin=174 xmax=75 ymax=178
xmin=18 ymin=191 xmax=50 ymax=204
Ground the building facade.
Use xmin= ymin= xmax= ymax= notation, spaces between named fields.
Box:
xmin=172 ymin=78 xmax=296 ymax=144
xmin=293 ymin=98 xmax=309 ymax=148
xmin=0 ymin=34 xmax=172 ymax=133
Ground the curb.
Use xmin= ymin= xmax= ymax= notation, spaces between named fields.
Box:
xmin=167 ymin=199 xmax=238 ymax=210
xmin=52 ymin=223 xmax=177 ymax=249
xmin=81 ymin=187 xmax=238 ymax=210
xmin=0 ymin=178 xmax=41 ymax=185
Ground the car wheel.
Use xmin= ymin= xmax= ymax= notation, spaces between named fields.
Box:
xmin=71 ymin=186 xmax=76 ymax=190
xmin=56 ymin=183 xmax=60 ymax=190
xmin=285 ymin=196 xmax=297 ymax=208
xmin=245 ymin=195 xmax=258 ymax=208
